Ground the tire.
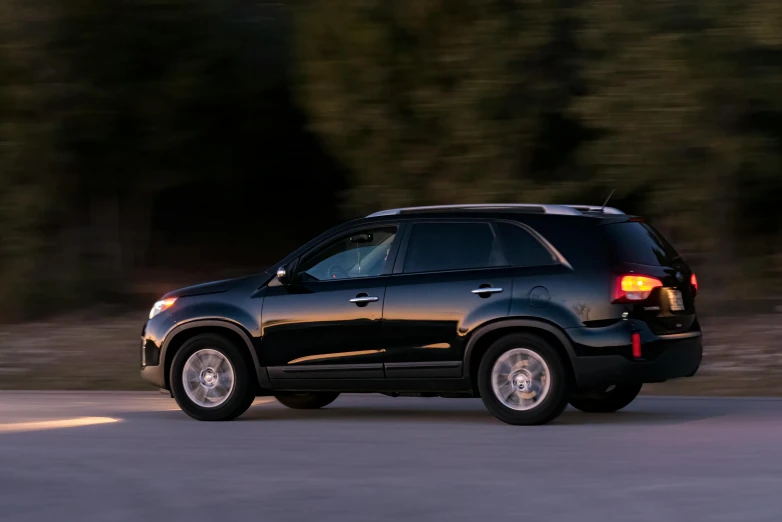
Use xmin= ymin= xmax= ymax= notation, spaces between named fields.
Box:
xmin=170 ymin=333 xmax=255 ymax=421
xmin=477 ymin=333 xmax=569 ymax=426
xmin=275 ymin=392 xmax=340 ymax=410
xmin=568 ymin=382 xmax=643 ymax=413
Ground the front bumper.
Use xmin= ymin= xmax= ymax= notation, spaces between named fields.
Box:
xmin=567 ymin=321 xmax=703 ymax=388
xmin=140 ymin=319 xmax=169 ymax=389
xmin=141 ymin=364 xmax=166 ymax=389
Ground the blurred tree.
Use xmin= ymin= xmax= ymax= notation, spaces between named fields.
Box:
xmin=295 ymin=0 xmax=584 ymax=215
xmin=0 ymin=0 xmax=308 ymax=318
xmin=54 ymin=0 xmax=289 ymax=273
xmin=0 ymin=0 xmax=70 ymax=315
xmin=573 ymin=0 xmax=782 ymax=293
xmin=3 ymin=0 xmax=781 ymax=319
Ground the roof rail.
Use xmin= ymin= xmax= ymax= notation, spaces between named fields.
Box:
xmin=565 ymin=205 xmax=625 ymax=215
xmin=366 ymin=203 xmax=624 ymax=218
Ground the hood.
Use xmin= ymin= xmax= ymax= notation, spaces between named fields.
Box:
xmin=162 ymin=275 xmax=251 ymax=299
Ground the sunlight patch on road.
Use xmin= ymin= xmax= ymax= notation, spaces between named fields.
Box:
xmin=165 ymin=397 xmax=277 ymax=411
xmin=0 ymin=417 xmax=120 ymax=434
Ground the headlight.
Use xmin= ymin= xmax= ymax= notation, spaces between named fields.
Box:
xmin=149 ymin=297 xmax=177 ymax=319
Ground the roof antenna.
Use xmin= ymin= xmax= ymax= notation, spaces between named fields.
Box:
xmin=600 ymin=189 xmax=616 ymax=212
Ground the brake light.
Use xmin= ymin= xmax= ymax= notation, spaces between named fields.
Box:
xmin=613 ymin=275 xmax=663 ymax=303
xmin=690 ymin=273 xmax=698 ymax=294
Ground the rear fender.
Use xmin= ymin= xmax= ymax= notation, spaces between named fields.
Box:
xmin=463 ymin=318 xmax=577 ymax=381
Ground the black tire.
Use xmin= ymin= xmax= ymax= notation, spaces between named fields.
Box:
xmin=568 ymin=382 xmax=643 ymax=413
xmin=170 ymin=334 xmax=255 ymax=421
xmin=275 ymin=392 xmax=340 ymax=410
xmin=477 ymin=333 xmax=569 ymax=426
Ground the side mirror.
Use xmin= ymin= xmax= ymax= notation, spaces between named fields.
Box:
xmin=276 ymin=265 xmax=291 ymax=286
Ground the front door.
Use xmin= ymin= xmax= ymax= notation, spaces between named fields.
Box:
xmin=261 ymin=225 xmax=400 ymax=380
xmin=382 ymin=220 xmax=513 ymax=378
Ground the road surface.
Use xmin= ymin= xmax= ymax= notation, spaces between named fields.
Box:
xmin=1 ymin=392 xmax=781 ymax=522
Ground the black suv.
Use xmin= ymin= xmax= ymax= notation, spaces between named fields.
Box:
xmin=140 ymin=204 xmax=702 ymax=425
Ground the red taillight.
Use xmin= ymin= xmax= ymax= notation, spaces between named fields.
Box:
xmin=613 ymin=275 xmax=663 ymax=303
xmin=690 ymin=273 xmax=698 ymax=294
xmin=632 ymin=332 xmax=642 ymax=359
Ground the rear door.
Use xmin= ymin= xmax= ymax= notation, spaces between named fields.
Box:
xmin=602 ymin=220 xmax=697 ymax=334
xmin=381 ymin=220 xmax=513 ymax=377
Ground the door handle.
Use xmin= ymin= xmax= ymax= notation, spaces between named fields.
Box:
xmin=471 ymin=287 xmax=503 ymax=295
xmin=349 ymin=295 xmax=379 ymax=303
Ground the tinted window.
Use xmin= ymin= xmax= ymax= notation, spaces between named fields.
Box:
xmin=603 ymin=222 xmax=679 ymax=266
xmin=298 ymin=227 xmax=397 ymax=281
xmin=496 ymin=222 xmax=558 ymax=267
xmin=403 ymin=222 xmax=502 ymax=273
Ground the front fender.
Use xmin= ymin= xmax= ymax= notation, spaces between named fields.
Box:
xmin=160 ymin=318 xmax=270 ymax=389
xmin=170 ymin=299 xmax=261 ymax=337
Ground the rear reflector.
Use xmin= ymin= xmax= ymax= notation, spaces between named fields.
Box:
xmin=690 ymin=273 xmax=698 ymax=294
xmin=632 ymin=332 xmax=642 ymax=359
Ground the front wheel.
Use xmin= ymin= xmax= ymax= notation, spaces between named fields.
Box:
xmin=568 ymin=382 xmax=643 ymax=413
xmin=170 ymin=334 xmax=255 ymax=421
xmin=477 ymin=333 xmax=569 ymax=426
xmin=275 ymin=392 xmax=340 ymax=410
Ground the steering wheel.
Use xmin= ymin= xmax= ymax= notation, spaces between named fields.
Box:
xmin=327 ymin=265 xmax=350 ymax=280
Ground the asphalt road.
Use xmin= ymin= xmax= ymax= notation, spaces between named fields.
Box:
xmin=1 ymin=392 xmax=781 ymax=522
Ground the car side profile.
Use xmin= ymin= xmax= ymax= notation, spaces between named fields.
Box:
xmin=140 ymin=203 xmax=703 ymax=425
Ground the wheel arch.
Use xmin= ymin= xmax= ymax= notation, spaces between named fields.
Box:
xmin=464 ymin=318 xmax=577 ymax=396
xmin=162 ymin=320 xmax=269 ymax=391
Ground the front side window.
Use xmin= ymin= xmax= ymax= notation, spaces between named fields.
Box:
xmin=403 ymin=222 xmax=504 ymax=274
xmin=297 ymin=227 xmax=397 ymax=281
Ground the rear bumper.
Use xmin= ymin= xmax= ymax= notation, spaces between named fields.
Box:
xmin=567 ymin=323 xmax=703 ymax=388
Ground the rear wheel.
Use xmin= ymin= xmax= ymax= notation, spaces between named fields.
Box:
xmin=275 ymin=392 xmax=340 ymax=410
xmin=477 ymin=333 xmax=569 ymax=426
xmin=568 ymin=382 xmax=643 ymax=413
xmin=170 ymin=334 xmax=255 ymax=421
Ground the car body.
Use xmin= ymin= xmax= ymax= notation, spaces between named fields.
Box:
xmin=140 ymin=203 xmax=702 ymax=425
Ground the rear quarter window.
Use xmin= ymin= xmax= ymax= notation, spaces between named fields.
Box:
xmin=496 ymin=222 xmax=558 ymax=267
xmin=519 ymin=216 xmax=607 ymax=270
xmin=603 ymin=221 xmax=679 ymax=266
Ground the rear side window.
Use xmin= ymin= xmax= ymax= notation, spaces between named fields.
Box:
xmin=603 ymin=222 xmax=679 ymax=266
xmin=496 ymin=222 xmax=558 ymax=267
xmin=403 ymin=222 xmax=503 ymax=273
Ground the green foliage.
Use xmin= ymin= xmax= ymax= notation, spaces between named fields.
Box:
xmin=2 ymin=0 xmax=782 ymax=318
xmin=295 ymin=0 xmax=580 ymax=214
xmin=297 ymin=0 xmax=782 ymax=293
xmin=0 ymin=0 xmax=66 ymax=316
xmin=54 ymin=0 xmax=287 ymax=194
xmin=0 ymin=0 xmax=291 ymax=319
xmin=573 ymin=0 xmax=782 ymax=286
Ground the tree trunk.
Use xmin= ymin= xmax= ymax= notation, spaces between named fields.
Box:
xmin=712 ymin=168 xmax=738 ymax=300
xmin=87 ymin=192 xmax=123 ymax=278
xmin=119 ymin=192 xmax=152 ymax=274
